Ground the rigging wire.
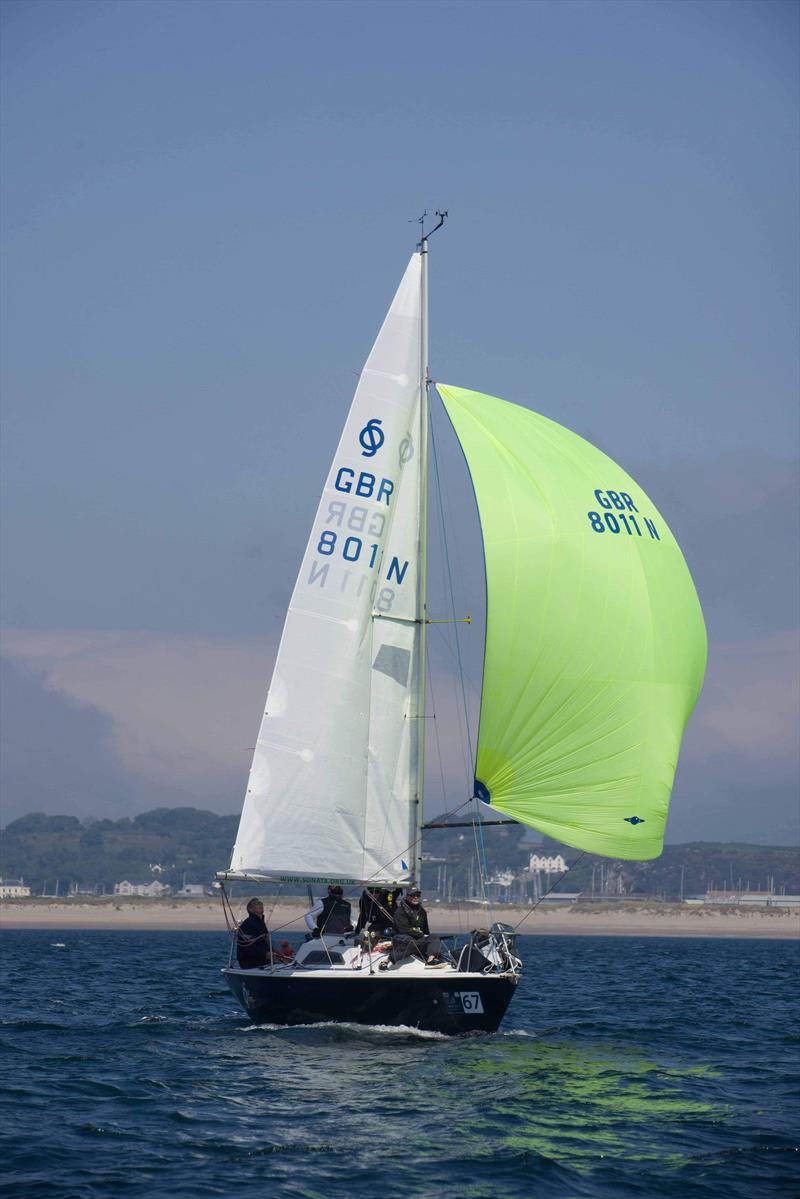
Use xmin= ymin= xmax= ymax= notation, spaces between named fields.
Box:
xmin=425 ymin=659 xmax=450 ymax=818
xmin=429 ymin=397 xmax=493 ymax=918
xmin=470 ymin=802 xmax=493 ymax=923
xmin=237 ymin=801 xmax=480 ymax=940
xmin=429 ymin=410 xmax=475 ymax=772
xmin=222 ymin=820 xmax=573 ymax=948
xmin=265 ymin=885 xmax=283 ymax=930
xmin=511 ymin=852 xmax=587 ymax=932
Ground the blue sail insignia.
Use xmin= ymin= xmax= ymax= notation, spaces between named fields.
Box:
xmin=474 ymin=780 xmax=491 ymax=804
xmin=359 ymin=418 xmax=385 ymax=457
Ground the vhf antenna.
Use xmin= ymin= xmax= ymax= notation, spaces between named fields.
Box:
xmin=411 ymin=209 xmax=448 ymax=247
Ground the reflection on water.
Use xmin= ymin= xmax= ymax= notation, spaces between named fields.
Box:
xmin=200 ymin=1016 xmax=724 ymax=1180
xmin=449 ymin=1037 xmax=720 ymax=1168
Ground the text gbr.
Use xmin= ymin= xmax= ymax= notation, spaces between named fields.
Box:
xmin=305 ymin=467 xmax=409 ymax=612
xmin=587 ymin=488 xmax=660 ymax=540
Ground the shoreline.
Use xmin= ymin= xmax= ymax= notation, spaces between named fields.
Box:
xmin=2 ymin=899 xmax=798 ymax=938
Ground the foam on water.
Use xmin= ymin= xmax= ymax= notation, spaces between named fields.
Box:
xmin=238 ymin=1019 xmax=451 ymax=1040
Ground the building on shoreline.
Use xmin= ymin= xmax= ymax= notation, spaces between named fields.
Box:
xmin=0 ymin=879 xmax=31 ymax=898
xmin=703 ymin=890 xmax=800 ymax=908
xmin=114 ymin=880 xmax=171 ymax=898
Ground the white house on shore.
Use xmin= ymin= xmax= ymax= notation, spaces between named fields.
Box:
xmin=0 ymin=879 xmax=31 ymax=898
xmin=528 ymin=854 xmax=567 ymax=873
xmin=113 ymin=880 xmax=171 ymax=898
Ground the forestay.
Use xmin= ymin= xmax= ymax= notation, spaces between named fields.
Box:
xmin=438 ymin=384 xmax=707 ymax=861
xmin=231 ymin=255 xmax=424 ymax=883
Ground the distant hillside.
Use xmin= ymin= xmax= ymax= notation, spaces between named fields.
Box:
xmin=421 ymin=825 xmax=800 ymax=899
xmin=2 ymin=808 xmax=798 ymax=898
xmin=0 ymin=808 xmax=238 ymax=892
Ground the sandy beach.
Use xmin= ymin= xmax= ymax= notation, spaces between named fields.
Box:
xmin=2 ymin=898 xmax=798 ymax=938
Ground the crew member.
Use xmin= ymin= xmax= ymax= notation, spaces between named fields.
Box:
xmin=355 ymin=887 xmax=401 ymax=938
xmin=389 ymin=887 xmax=442 ymax=965
xmin=236 ymin=897 xmax=270 ymax=968
xmin=315 ymin=884 xmax=354 ymax=936
xmin=304 ymin=897 xmax=323 ymax=933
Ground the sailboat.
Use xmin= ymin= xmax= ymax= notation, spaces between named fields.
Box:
xmin=216 ymin=215 xmax=707 ymax=1033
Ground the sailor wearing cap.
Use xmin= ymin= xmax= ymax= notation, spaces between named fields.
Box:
xmin=387 ymin=887 xmax=443 ymax=966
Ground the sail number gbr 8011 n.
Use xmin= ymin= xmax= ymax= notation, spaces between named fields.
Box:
xmin=587 ymin=488 xmax=660 ymax=540
xmin=305 ymin=466 xmax=410 ymax=613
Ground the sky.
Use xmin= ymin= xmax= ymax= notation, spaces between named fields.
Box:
xmin=1 ymin=0 xmax=798 ymax=845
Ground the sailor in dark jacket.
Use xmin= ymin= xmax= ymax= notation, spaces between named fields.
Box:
xmin=315 ymin=885 xmax=354 ymax=936
xmin=355 ymin=887 xmax=401 ymax=938
xmin=236 ymin=897 xmax=270 ymax=968
xmin=390 ymin=887 xmax=442 ymax=964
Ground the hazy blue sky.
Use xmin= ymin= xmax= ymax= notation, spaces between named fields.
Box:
xmin=1 ymin=0 xmax=797 ymax=843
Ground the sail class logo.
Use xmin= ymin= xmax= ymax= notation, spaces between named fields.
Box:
xmin=624 ymin=816 xmax=646 ymax=825
xmin=359 ymin=418 xmax=385 ymax=457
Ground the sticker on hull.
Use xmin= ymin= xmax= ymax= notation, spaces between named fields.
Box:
xmin=445 ymin=991 xmax=485 ymax=1014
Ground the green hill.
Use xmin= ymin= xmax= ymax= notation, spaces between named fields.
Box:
xmin=0 ymin=808 xmax=238 ymax=892
xmin=2 ymin=808 xmax=798 ymax=898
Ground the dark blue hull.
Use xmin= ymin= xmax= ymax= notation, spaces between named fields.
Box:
xmin=223 ymin=969 xmax=518 ymax=1034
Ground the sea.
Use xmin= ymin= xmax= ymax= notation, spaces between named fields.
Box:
xmin=0 ymin=931 xmax=797 ymax=1199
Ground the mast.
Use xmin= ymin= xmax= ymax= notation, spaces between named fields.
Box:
xmin=411 ymin=210 xmax=446 ymax=886
xmin=410 ymin=232 xmax=429 ymax=886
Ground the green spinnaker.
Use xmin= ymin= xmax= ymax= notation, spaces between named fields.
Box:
xmin=437 ymin=384 xmax=707 ymax=860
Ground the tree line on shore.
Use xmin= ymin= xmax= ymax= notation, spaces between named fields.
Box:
xmin=1 ymin=807 xmax=798 ymax=899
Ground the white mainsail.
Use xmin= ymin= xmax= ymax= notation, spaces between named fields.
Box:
xmin=230 ymin=254 xmax=424 ymax=882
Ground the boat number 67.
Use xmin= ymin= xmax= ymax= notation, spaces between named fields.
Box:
xmin=456 ymin=992 xmax=484 ymax=1013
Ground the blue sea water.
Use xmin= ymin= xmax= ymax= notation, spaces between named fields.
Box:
xmin=0 ymin=931 xmax=797 ymax=1199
